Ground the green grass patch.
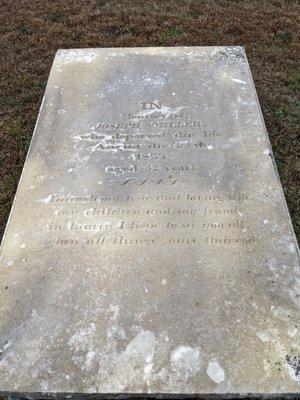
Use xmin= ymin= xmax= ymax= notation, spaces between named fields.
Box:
xmin=287 ymin=71 xmax=300 ymax=92
xmin=274 ymin=100 xmax=300 ymax=120
xmin=0 ymin=96 xmax=24 ymax=108
xmin=2 ymin=117 xmax=31 ymax=155
xmin=45 ymin=12 xmax=65 ymax=23
xmin=3 ymin=118 xmax=23 ymax=136
xmin=168 ymin=27 xmax=181 ymax=37
xmin=212 ymin=31 xmax=221 ymax=41
xmin=17 ymin=23 xmax=30 ymax=35
xmin=276 ymin=31 xmax=293 ymax=44
xmin=34 ymin=81 xmax=47 ymax=89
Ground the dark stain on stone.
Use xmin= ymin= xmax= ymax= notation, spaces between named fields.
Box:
xmin=216 ymin=46 xmax=246 ymax=62
xmin=286 ymin=354 xmax=300 ymax=377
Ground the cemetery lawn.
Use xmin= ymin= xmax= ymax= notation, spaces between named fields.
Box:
xmin=0 ymin=0 xmax=299 ymax=241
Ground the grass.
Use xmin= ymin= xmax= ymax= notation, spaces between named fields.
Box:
xmin=288 ymin=71 xmax=300 ymax=91
xmin=168 ymin=27 xmax=182 ymax=36
xmin=0 ymin=0 xmax=299 ymax=241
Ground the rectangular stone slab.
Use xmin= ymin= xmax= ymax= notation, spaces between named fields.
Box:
xmin=0 ymin=47 xmax=299 ymax=398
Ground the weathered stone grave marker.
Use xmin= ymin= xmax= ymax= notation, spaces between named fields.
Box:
xmin=0 ymin=47 xmax=299 ymax=398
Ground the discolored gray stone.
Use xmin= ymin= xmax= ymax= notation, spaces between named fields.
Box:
xmin=0 ymin=47 xmax=299 ymax=398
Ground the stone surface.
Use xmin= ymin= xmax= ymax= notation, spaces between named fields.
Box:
xmin=0 ymin=47 xmax=299 ymax=398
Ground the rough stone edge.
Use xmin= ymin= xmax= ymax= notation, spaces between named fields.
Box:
xmin=0 ymin=53 xmax=58 ymax=249
xmin=242 ymin=46 xmax=300 ymax=253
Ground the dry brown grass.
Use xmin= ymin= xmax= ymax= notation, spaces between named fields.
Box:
xmin=0 ymin=0 xmax=299 ymax=240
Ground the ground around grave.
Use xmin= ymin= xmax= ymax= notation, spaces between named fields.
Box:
xmin=0 ymin=0 xmax=299 ymax=242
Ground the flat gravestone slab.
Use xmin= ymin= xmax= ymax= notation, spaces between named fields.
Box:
xmin=0 ymin=47 xmax=299 ymax=399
